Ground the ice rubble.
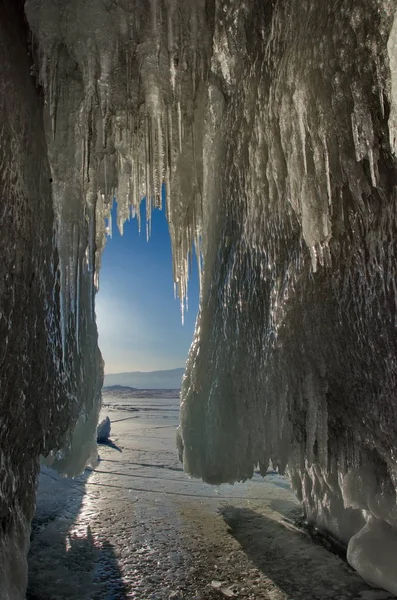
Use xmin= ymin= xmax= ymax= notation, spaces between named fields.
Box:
xmin=22 ymin=0 xmax=397 ymax=595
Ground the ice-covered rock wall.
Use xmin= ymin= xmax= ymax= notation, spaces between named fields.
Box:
xmin=0 ymin=7 xmax=48 ymax=594
xmin=0 ymin=2 xmax=102 ymax=598
xmin=2 ymin=0 xmax=397 ymax=596
xmin=179 ymin=2 xmax=397 ymax=592
xmin=178 ymin=1 xmax=397 ymax=593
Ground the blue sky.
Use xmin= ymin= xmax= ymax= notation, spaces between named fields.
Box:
xmin=96 ymin=200 xmax=199 ymax=374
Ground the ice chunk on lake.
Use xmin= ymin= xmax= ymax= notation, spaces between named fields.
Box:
xmin=97 ymin=417 xmax=111 ymax=443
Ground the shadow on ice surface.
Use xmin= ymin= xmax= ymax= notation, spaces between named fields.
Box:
xmin=98 ymin=439 xmax=123 ymax=453
xmin=27 ymin=467 xmax=127 ymax=600
xmin=220 ymin=506 xmax=392 ymax=600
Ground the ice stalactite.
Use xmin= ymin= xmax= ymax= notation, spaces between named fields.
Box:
xmin=26 ymin=0 xmax=211 ymax=309
xmin=7 ymin=0 xmax=397 ymax=596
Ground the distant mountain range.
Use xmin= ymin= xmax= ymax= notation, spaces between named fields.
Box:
xmin=103 ymin=368 xmax=184 ymax=390
xmin=102 ymin=385 xmax=180 ymax=399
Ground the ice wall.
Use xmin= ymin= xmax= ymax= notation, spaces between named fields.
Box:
xmin=1 ymin=0 xmax=395 ymax=596
xmin=0 ymin=1 xmax=102 ymax=597
xmin=178 ymin=1 xmax=397 ymax=593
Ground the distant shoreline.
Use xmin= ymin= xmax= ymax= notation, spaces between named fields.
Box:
xmin=102 ymin=385 xmax=181 ymax=399
xmin=104 ymin=368 xmax=184 ymax=390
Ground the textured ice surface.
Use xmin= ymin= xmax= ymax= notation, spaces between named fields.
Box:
xmin=28 ymin=395 xmax=385 ymax=600
xmin=2 ymin=0 xmax=396 ymax=596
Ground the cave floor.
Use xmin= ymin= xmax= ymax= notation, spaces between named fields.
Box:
xmin=27 ymin=396 xmax=394 ymax=600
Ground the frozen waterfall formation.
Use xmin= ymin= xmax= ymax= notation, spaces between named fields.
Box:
xmin=1 ymin=0 xmax=397 ymax=597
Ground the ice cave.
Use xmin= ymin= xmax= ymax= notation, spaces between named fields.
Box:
xmin=2 ymin=0 xmax=397 ymax=597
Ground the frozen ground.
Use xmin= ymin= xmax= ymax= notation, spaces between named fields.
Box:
xmin=27 ymin=395 xmax=395 ymax=600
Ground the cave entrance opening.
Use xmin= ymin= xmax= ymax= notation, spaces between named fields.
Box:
xmin=95 ymin=196 xmax=199 ymax=386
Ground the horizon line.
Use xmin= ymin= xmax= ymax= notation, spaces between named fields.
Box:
xmin=104 ymin=366 xmax=185 ymax=376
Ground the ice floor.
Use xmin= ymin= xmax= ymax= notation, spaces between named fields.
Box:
xmin=27 ymin=395 xmax=395 ymax=600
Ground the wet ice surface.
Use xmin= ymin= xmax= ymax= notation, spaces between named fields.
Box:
xmin=28 ymin=396 xmax=393 ymax=600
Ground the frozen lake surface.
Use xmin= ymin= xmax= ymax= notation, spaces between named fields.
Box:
xmin=27 ymin=395 xmax=392 ymax=599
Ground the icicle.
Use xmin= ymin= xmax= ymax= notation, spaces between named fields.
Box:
xmin=293 ymin=88 xmax=308 ymax=175
xmin=76 ymin=257 xmax=81 ymax=354
xmin=151 ymin=116 xmax=157 ymax=202
xmin=177 ymin=100 xmax=183 ymax=153
xmin=150 ymin=0 xmax=159 ymax=35
xmin=106 ymin=205 xmax=112 ymax=238
xmin=323 ymin=136 xmax=332 ymax=207
xmin=145 ymin=115 xmax=151 ymax=226
xmin=157 ymin=114 xmax=164 ymax=209
xmin=388 ymin=9 xmax=397 ymax=154
xmin=98 ymin=51 xmax=112 ymax=122
xmin=40 ymin=49 xmax=49 ymax=97
xmin=167 ymin=1 xmax=176 ymax=94
xmin=367 ymin=145 xmax=377 ymax=188
xmin=49 ymin=50 xmax=58 ymax=138
xmin=59 ymin=265 xmax=67 ymax=365
xmin=165 ymin=106 xmax=173 ymax=222
xmin=375 ymin=55 xmax=385 ymax=119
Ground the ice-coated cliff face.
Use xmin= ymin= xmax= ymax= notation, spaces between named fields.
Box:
xmin=0 ymin=2 xmax=102 ymax=598
xmin=1 ymin=0 xmax=397 ymax=597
